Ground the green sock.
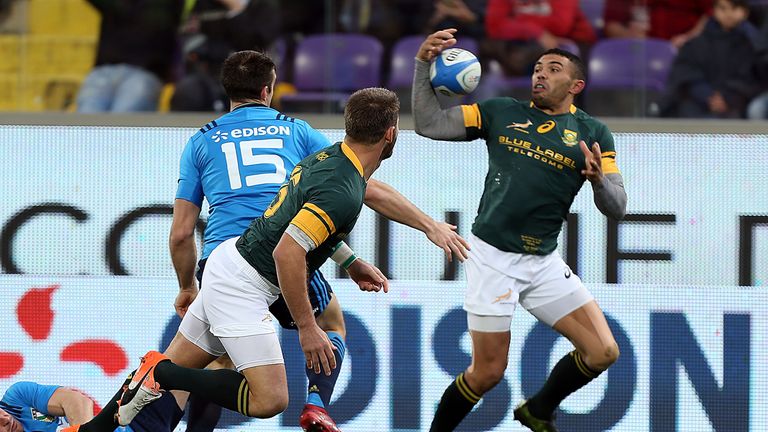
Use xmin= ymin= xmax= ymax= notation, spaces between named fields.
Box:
xmin=429 ymin=373 xmax=481 ymax=431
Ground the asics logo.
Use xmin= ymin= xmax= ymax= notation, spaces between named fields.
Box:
xmin=492 ymin=288 xmax=513 ymax=304
xmin=211 ymin=131 xmax=229 ymax=143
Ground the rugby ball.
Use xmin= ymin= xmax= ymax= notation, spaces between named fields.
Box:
xmin=429 ymin=48 xmax=482 ymax=97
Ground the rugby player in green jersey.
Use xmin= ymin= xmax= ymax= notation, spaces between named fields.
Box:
xmin=414 ymin=29 xmax=628 ymax=432
xmin=68 ymin=88 xmax=403 ymax=432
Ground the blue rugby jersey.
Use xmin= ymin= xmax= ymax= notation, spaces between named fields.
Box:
xmin=176 ymin=103 xmax=331 ymax=258
xmin=0 ymin=382 xmax=61 ymax=431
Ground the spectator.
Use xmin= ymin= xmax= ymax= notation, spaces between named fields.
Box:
xmin=427 ymin=0 xmax=487 ymax=39
xmin=170 ymin=38 xmax=231 ymax=113
xmin=747 ymin=19 xmax=768 ymax=119
xmin=484 ymin=0 xmax=596 ymax=75
xmin=181 ymin=0 xmax=280 ymax=52
xmin=76 ymin=0 xmax=184 ymax=113
xmin=603 ymin=0 xmax=650 ymax=38
xmin=171 ymin=0 xmax=281 ymax=112
xmin=603 ymin=0 xmax=710 ymax=48
xmin=660 ymin=0 xmax=762 ymax=118
xmin=338 ymin=0 xmax=434 ymax=49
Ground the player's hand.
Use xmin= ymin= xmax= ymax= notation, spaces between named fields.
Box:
xmin=417 ymin=28 xmax=458 ymax=62
xmin=174 ymin=287 xmax=198 ymax=318
xmin=579 ymin=140 xmax=604 ymax=184
xmin=346 ymin=258 xmax=389 ymax=293
xmin=298 ymin=324 xmax=337 ymax=376
xmin=425 ymin=222 xmax=470 ymax=262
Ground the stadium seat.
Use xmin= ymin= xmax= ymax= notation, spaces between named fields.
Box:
xmin=280 ymin=33 xmax=383 ymax=113
xmin=585 ymin=38 xmax=677 ymax=117
xmin=386 ymin=35 xmax=480 ymax=111
xmin=580 ymin=0 xmax=605 ymax=34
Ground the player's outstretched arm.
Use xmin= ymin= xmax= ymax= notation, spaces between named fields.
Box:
xmin=412 ymin=29 xmax=470 ymax=141
xmin=580 ymin=141 xmax=627 ymax=220
xmin=365 ymin=179 xmax=469 ymax=262
xmin=47 ymin=387 xmax=94 ymax=426
xmin=169 ymin=198 xmax=202 ymax=317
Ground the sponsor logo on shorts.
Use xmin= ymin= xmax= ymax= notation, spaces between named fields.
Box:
xmin=492 ymin=288 xmax=513 ymax=304
xmin=565 ymin=267 xmax=572 ymax=278
xmin=262 ymin=314 xmax=273 ymax=322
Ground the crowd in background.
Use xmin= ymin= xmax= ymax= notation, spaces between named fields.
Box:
xmin=3 ymin=0 xmax=768 ymax=118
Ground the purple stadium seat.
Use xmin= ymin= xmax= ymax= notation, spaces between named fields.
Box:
xmin=586 ymin=38 xmax=677 ymax=116
xmin=580 ymin=0 xmax=605 ymax=34
xmin=588 ymin=38 xmax=676 ymax=92
xmin=281 ymin=34 xmax=383 ymax=112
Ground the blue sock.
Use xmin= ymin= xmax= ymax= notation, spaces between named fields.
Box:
xmin=306 ymin=331 xmax=346 ymax=407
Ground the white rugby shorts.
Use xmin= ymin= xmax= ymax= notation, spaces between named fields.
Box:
xmin=464 ymin=233 xmax=593 ymax=329
xmin=181 ymin=238 xmax=284 ymax=370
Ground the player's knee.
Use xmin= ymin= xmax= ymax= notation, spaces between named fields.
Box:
xmin=469 ymin=362 xmax=506 ymax=392
xmin=316 ymin=303 xmax=346 ymax=336
xmin=588 ymin=342 xmax=620 ymax=372
xmin=249 ymin=392 xmax=288 ymax=418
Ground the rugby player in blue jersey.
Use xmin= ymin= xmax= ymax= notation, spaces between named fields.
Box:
xmin=1 ymin=381 xmax=181 ymax=432
xmin=0 ymin=382 xmax=94 ymax=432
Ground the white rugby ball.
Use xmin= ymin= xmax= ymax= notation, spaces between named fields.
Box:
xmin=429 ymin=48 xmax=482 ymax=97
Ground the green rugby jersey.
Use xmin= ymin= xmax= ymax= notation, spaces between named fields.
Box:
xmin=461 ymin=98 xmax=621 ymax=255
xmin=236 ymin=142 xmax=367 ymax=286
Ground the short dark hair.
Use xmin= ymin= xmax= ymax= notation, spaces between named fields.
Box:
xmin=344 ymin=88 xmax=400 ymax=144
xmin=539 ymin=48 xmax=587 ymax=81
xmin=220 ymin=50 xmax=276 ymax=102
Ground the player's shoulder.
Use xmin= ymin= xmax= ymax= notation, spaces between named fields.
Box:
xmin=4 ymin=381 xmax=38 ymax=395
xmin=303 ymin=143 xmax=342 ymax=167
xmin=304 ymin=143 xmax=358 ymax=178
xmin=478 ymin=97 xmax=527 ymax=111
xmin=572 ymin=106 xmax=610 ymax=132
xmin=571 ymin=105 xmax=602 ymax=124
xmin=1 ymin=381 xmax=53 ymax=403
xmin=273 ymin=110 xmax=314 ymax=133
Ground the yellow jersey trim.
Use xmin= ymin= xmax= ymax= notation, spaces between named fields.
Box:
xmin=601 ymin=151 xmax=620 ymax=174
xmin=291 ymin=208 xmax=332 ymax=247
xmin=341 ymin=142 xmax=364 ymax=177
xmin=304 ymin=202 xmax=336 ymax=234
xmin=461 ymin=104 xmax=482 ymax=129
